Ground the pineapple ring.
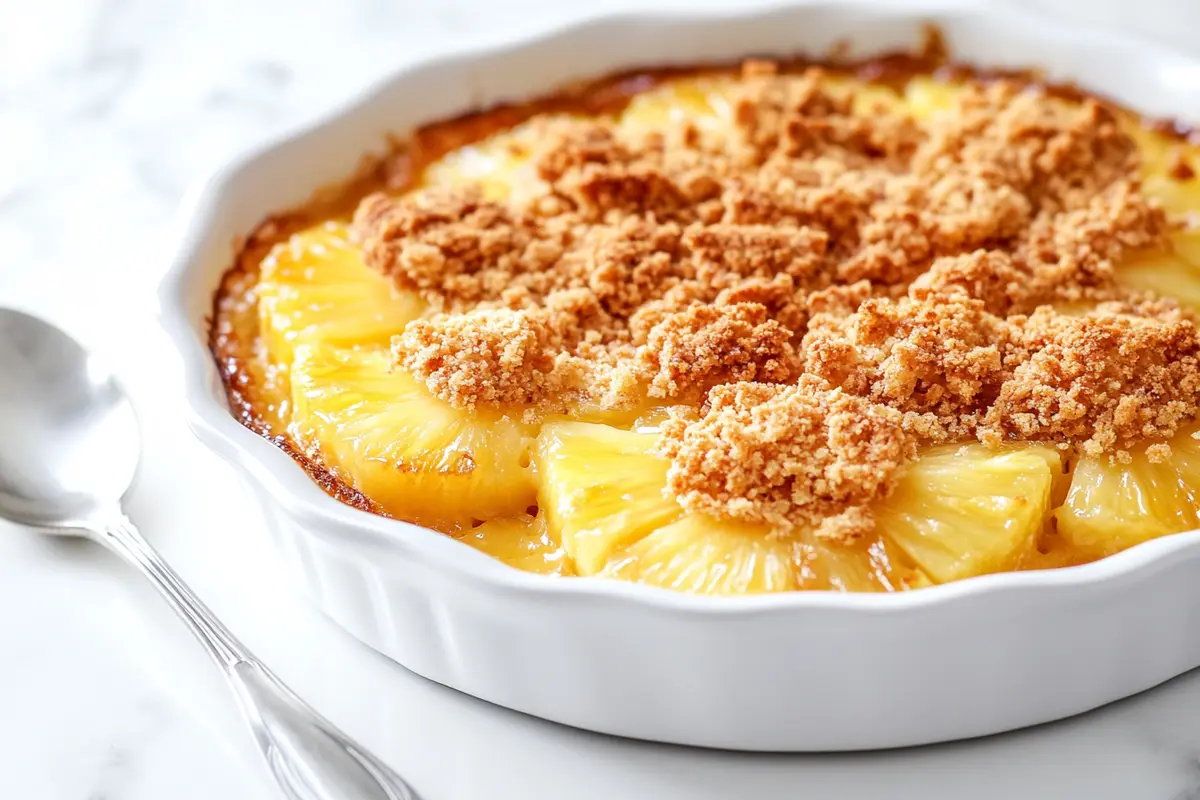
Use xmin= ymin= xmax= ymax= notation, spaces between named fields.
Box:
xmin=290 ymin=342 xmax=539 ymax=529
xmin=257 ymin=222 xmax=424 ymax=368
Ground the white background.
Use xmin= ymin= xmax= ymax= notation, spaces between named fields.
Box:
xmin=6 ymin=0 xmax=1200 ymax=797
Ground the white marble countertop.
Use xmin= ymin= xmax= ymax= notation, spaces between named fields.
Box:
xmin=7 ymin=0 xmax=1200 ymax=797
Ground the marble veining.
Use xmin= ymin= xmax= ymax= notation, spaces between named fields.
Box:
xmin=8 ymin=0 xmax=1200 ymax=797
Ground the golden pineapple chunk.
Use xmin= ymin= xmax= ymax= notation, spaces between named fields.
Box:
xmin=1126 ymin=121 xmax=1181 ymax=176
xmin=458 ymin=513 xmax=573 ymax=576
xmin=601 ymin=515 xmax=798 ymax=595
xmin=533 ymin=422 xmax=683 ymax=574
xmin=1115 ymin=244 xmax=1200 ymax=314
xmin=902 ymin=76 xmax=963 ymax=121
xmin=1143 ymin=174 xmax=1200 ymax=220
xmin=618 ymin=77 xmax=735 ymax=138
xmin=290 ymin=343 xmax=537 ymax=528
xmin=1056 ymin=429 xmax=1200 ymax=557
xmin=1126 ymin=121 xmax=1200 ymax=220
xmin=874 ymin=444 xmax=1059 ymax=583
xmin=797 ymin=532 xmax=926 ymax=592
xmin=608 ymin=518 xmax=924 ymax=594
xmin=1174 ymin=228 xmax=1200 ymax=267
xmin=257 ymin=222 xmax=423 ymax=367
xmin=420 ymin=116 xmax=576 ymax=202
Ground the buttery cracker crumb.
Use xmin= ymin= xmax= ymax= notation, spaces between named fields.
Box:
xmin=656 ymin=379 xmax=912 ymax=532
xmin=715 ymin=273 xmax=808 ymax=331
xmin=981 ymin=308 xmax=1200 ymax=452
xmin=1146 ymin=442 xmax=1174 ymax=464
xmin=909 ymin=250 xmax=1027 ymax=314
xmin=352 ymin=187 xmax=561 ymax=307
xmin=635 ymin=303 xmax=799 ymax=399
xmin=815 ymin=506 xmax=876 ymax=545
xmin=803 ymin=295 xmax=1017 ymax=440
xmin=393 ymin=308 xmax=568 ymax=410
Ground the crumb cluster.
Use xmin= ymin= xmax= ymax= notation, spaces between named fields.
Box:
xmin=349 ymin=61 xmax=1200 ymax=532
xmin=657 ymin=378 xmax=912 ymax=539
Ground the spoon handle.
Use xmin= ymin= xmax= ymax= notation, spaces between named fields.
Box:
xmin=95 ymin=511 xmax=420 ymax=800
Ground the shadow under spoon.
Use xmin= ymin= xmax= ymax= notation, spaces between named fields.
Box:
xmin=0 ymin=308 xmax=421 ymax=800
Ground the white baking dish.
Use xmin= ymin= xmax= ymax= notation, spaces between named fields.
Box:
xmin=158 ymin=0 xmax=1200 ymax=751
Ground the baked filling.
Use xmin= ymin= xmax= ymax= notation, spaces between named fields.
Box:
xmin=211 ymin=49 xmax=1200 ymax=594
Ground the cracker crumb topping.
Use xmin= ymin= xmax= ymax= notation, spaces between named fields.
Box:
xmin=656 ymin=379 xmax=912 ymax=537
xmin=981 ymin=304 xmax=1200 ymax=456
xmin=393 ymin=308 xmax=568 ymax=410
xmin=349 ymin=61 xmax=1194 ymax=529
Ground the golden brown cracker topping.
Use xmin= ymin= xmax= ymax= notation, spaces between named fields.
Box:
xmin=392 ymin=308 xmax=567 ymax=410
xmin=803 ymin=294 xmax=1017 ymax=442
xmin=656 ymin=379 xmax=912 ymax=536
xmin=980 ymin=305 xmax=1200 ymax=457
xmin=348 ymin=62 xmax=1192 ymax=528
xmin=634 ymin=303 xmax=799 ymax=400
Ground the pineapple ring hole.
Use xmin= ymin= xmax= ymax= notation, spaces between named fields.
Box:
xmin=470 ymin=518 xmax=486 ymax=529
xmin=518 ymin=449 xmax=532 ymax=469
xmin=525 ymin=505 xmax=539 ymax=517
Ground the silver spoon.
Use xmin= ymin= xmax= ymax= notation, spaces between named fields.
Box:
xmin=0 ymin=308 xmax=420 ymax=800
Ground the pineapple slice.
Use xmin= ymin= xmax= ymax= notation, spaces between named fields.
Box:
xmin=458 ymin=513 xmax=573 ymax=576
xmin=1174 ymin=228 xmax=1200 ymax=267
xmin=536 ymin=421 xmax=925 ymax=593
xmin=533 ymin=422 xmax=683 ymax=574
xmin=257 ymin=222 xmax=423 ymax=368
xmin=419 ymin=116 xmax=578 ymax=203
xmin=618 ymin=77 xmax=735 ymax=138
xmin=1115 ymin=244 xmax=1200 ymax=314
xmin=902 ymin=76 xmax=963 ymax=121
xmin=874 ymin=444 xmax=1060 ymax=583
xmin=1055 ymin=429 xmax=1200 ymax=557
xmin=796 ymin=531 xmax=926 ymax=592
xmin=290 ymin=342 xmax=538 ymax=528
xmin=537 ymin=423 xmax=1057 ymax=592
xmin=1126 ymin=121 xmax=1200 ymax=220
xmin=601 ymin=515 xmax=798 ymax=595
xmin=1127 ymin=121 xmax=1180 ymax=177
xmin=602 ymin=514 xmax=924 ymax=594
xmin=1146 ymin=175 xmax=1200 ymax=221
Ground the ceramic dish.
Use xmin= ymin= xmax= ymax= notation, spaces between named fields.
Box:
xmin=159 ymin=0 xmax=1200 ymax=751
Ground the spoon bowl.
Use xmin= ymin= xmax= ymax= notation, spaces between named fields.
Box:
xmin=0 ymin=307 xmax=419 ymax=800
xmin=0 ymin=309 xmax=138 ymax=528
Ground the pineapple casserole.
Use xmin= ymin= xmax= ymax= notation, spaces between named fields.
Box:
xmin=211 ymin=53 xmax=1200 ymax=595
